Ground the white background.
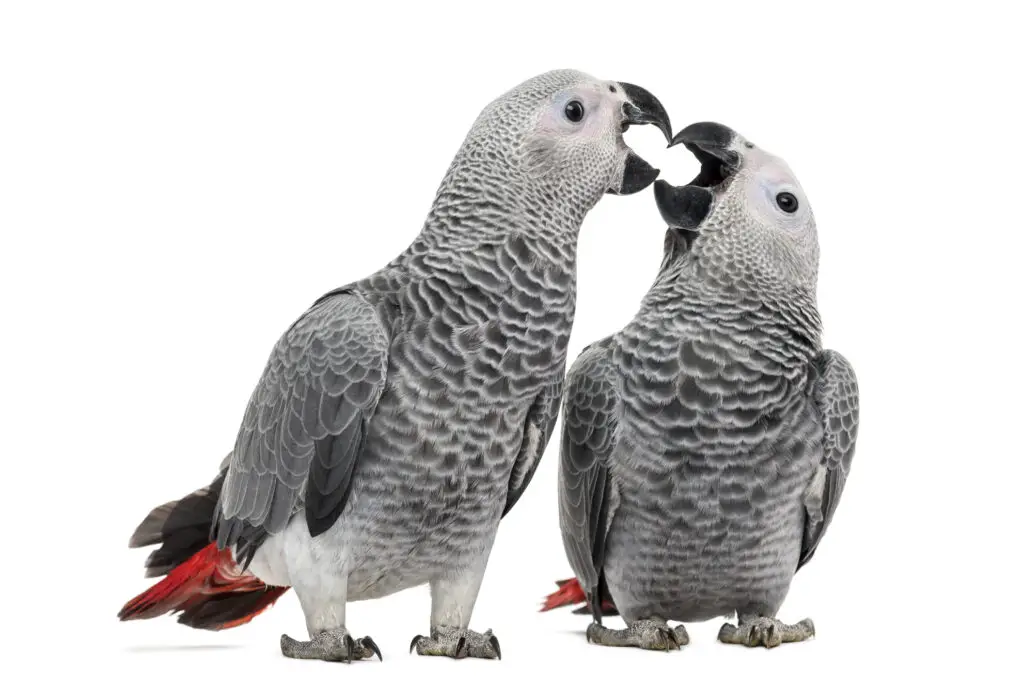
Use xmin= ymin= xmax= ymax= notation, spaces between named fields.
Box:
xmin=1 ymin=1 xmax=1020 ymax=684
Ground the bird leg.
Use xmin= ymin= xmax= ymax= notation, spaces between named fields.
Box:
xmin=281 ymin=576 xmax=381 ymax=662
xmin=280 ymin=629 xmax=382 ymax=662
xmin=586 ymin=617 xmax=689 ymax=651
xmin=718 ymin=613 xmax=815 ymax=648
xmin=411 ymin=565 xmax=501 ymax=659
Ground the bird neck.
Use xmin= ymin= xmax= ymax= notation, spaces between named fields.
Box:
xmin=647 ymin=258 xmax=823 ymax=364
xmin=397 ymin=163 xmax=592 ymax=270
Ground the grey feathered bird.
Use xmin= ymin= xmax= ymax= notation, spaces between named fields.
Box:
xmin=542 ymin=122 xmax=859 ymax=650
xmin=117 ymin=69 xmax=672 ymax=662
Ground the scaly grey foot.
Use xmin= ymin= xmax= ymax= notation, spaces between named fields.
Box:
xmin=410 ymin=626 xmax=501 ymax=659
xmin=280 ymin=629 xmax=382 ymax=662
xmin=717 ymin=615 xmax=815 ymax=649
xmin=586 ymin=618 xmax=689 ymax=651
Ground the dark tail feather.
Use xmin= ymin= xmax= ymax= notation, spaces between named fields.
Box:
xmin=540 ymin=577 xmax=619 ymax=616
xmin=119 ymin=473 xmax=290 ymax=631
xmin=177 ymin=584 xmax=291 ymax=631
xmin=129 ymin=472 xmax=225 ymax=578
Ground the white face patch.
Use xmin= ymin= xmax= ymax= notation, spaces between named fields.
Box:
xmin=522 ymin=78 xmax=637 ymax=191
xmin=742 ymin=152 xmax=812 ymax=233
xmin=539 ymin=82 xmax=619 ymax=139
xmin=665 ymin=124 xmax=820 ymax=291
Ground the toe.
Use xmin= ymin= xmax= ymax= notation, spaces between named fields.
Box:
xmin=361 ymin=636 xmax=383 ymax=661
xmin=280 ymin=634 xmax=300 ymax=658
xmin=466 ymin=633 xmax=501 ymax=659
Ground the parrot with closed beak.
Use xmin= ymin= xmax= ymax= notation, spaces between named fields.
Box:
xmin=118 ymin=69 xmax=672 ymax=662
xmin=542 ymin=122 xmax=859 ymax=650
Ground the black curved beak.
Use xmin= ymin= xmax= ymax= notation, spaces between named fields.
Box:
xmin=654 ymin=180 xmax=713 ymax=230
xmin=655 ymin=121 xmax=742 ymax=230
xmin=611 ymin=82 xmax=673 ymax=196
xmin=619 ymin=82 xmax=673 ymax=144
xmin=669 ymin=121 xmax=741 ymax=177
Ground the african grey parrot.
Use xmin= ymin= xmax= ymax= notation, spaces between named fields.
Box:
xmin=541 ymin=122 xmax=859 ymax=650
xmin=117 ymin=69 xmax=672 ymax=662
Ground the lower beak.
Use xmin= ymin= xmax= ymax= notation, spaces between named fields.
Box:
xmin=613 ymin=152 xmax=660 ymax=196
xmin=654 ymin=180 xmax=713 ymax=229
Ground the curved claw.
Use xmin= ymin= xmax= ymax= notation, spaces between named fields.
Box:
xmin=343 ymin=634 xmax=356 ymax=664
xmin=488 ymin=635 xmax=502 ymax=660
xmin=363 ymin=636 xmax=383 ymax=661
xmin=765 ymin=624 xmax=779 ymax=649
xmin=454 ymin=636 xmax=467 ymax=659
xmin=410 ymin=635 xmax=424 ymax=654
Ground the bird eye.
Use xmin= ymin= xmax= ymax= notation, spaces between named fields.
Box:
xmin=775 ymin=191 xmax=799 ymax=213
xmin=564 ymin=100 xmax=585 ymax=123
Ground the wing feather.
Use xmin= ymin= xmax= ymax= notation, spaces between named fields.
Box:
xmin=212 ymin=292 xmax=389 ymax=565
xmin=799 ymin=349 xmax=859 ymax=570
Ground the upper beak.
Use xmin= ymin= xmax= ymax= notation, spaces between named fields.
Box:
xmin=618 ymin=82 xmax=673 ymax=144
xmin=610 ymin=82 xmax=673 ymax=195
xmin=669 ymin=121 xmax=741 ymax=174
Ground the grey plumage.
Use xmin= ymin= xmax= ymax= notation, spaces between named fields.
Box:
xmin=558 ymin=338 xmax=619 ymax=613
xmin=800 ymin=349 xmax=858 ymax=570
xmin=555 ymin=122 xmax=859 ymax=649
xmin=120 ymin=68 xmax=672 ymax=661
xmin=215 ymin=293 xmax=389 ymax=562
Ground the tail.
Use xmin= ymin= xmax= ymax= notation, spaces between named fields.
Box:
xmin=118 ymin=470 xmax=290 ymax=631
xmin=540 ymin=577 xmax=619 ymax=616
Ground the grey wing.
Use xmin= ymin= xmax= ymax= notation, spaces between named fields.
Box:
xmin=557 ymin=338 xmax=619 ymax=609
xmin=212 ymin=291 xmax=389 ymax=566
xmin=502 ymin=366 xmax=565 ymax=518
xmin=799 ymin=349 xmax=860 ymax=570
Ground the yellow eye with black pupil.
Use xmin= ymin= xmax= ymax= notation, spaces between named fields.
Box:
xmin=564 ymin=100 xmax=585 ymax=123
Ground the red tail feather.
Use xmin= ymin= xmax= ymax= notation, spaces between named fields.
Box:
xmin=119 ymin=543 xmax=288 ymax=630
xmin=541 ymin=577 xmax=587 ymax=611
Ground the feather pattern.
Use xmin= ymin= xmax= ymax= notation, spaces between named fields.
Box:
xmin=556 ymin=131 xmax=859 ymax=625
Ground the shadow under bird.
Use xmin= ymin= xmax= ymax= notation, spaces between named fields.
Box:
xmin=541 ymin=122 xmax=860 ymax=650
xmin=117 ymin=69 xmax=672 ymax=662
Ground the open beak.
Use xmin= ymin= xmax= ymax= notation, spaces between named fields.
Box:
xmin=609 ymin=82 xmax=673 ymax=195
xmin=654 ymin=121 xmax=741 ymax=229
